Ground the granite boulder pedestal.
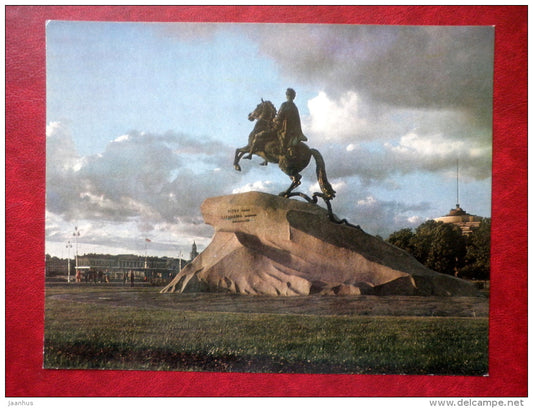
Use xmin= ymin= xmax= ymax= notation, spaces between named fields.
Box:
xmin=161 ymin=192 xmax=478 ymax=297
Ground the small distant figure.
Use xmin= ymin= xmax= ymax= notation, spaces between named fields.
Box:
xmin=130 ymin=270 xmax=135 ymax=287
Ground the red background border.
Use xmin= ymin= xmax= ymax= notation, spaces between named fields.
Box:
xmin=5 ymin=6 xmax=528 ymax=397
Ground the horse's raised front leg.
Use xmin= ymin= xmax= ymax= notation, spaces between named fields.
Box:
xmin=244 ymin=133 xmax=261 ymax=160
xmin=234 ymin=147 xmax=249 ymax=171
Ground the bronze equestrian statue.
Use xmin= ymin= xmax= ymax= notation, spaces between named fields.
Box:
xmin=233 ymin=90 xmax=336 ymax=203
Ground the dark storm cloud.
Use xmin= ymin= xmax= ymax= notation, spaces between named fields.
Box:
xmin=236 ymin=23 xmax=494 ymax=186
xmin=251 ymin=24 xmax=494 ymax=128
xmin=159 ymin=22 xmax=494 ymax=121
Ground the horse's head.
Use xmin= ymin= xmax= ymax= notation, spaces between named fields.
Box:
xmin=248 ymin=99 xmax=276 ymax=122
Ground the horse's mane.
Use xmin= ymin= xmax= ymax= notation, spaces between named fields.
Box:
xmin=262 ymin=100 xmax=277 ymax=121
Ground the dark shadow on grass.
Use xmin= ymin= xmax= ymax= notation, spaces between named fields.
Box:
xmin=44 ymin=339 xmax=487 ymax=375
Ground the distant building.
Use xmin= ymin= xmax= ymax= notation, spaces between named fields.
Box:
xmin=45 ymin=254 xmax=72 ymax=276
xmin=434 ymin=161 xmax=484 ymax=236
xmin=434 ymin=204 xmax=482 ymax=235
xmin=46 ymin=249 xmax=193 ymax=283
xmin=73 ymin=253 xmax=182 ymax=281
xmin=190 ymin=241 xmax=199 ymax=261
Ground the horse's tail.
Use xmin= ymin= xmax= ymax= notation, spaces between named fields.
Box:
xmin=310 ymin=148 xmax=336 ymax=199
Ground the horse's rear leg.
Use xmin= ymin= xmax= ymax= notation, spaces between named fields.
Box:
xmin=279 ymin=174 xmax=301 ymax=197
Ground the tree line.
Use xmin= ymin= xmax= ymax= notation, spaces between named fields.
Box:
xmin=386 ymin=218 xmax=490 ymax=280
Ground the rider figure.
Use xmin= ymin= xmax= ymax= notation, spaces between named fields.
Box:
xmin=274 ymin=88 xmax=308 ymax=158
xmin=245 ymin=88 xmax=307 ymax=161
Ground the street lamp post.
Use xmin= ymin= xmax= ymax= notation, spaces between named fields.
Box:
xmin=141 ymin=238 xmax=151 ymax=282
xmin=65 ymin=241 xmax=72 ymax=283
xmin=73 ymin=226 xmax=80 ymax=281
xmin=144 ymin=239 xmax=148 ymax=270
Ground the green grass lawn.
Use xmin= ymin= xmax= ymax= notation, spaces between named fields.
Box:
xmin=44 ymin=287 xmax=488 ymax=375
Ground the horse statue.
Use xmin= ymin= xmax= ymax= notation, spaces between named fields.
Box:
xmin=233 ymin=99 xmax=336 ymax=203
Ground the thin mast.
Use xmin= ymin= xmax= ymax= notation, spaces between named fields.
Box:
xmin=456 ymin=159 xmax=460 ymax=207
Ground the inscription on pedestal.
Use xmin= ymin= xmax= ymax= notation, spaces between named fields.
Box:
xmin=222 ymin=207 xmax=258 ymax=223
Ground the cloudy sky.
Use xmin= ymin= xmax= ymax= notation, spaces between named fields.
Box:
xmin=46 ymin=21 xmax=494 ymax=259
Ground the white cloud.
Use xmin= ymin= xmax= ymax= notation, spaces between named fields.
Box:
xmin=357 ymin=195 xmax=377 ymax=206
xmin=113 ymin=134 xmax=130 ymax=143
xmin=378 ymin=127 xmax=491 ymax=181
xmin=305 ymin=91 xmax=367 ymax=142
xmin=46 ymin=121 xmax=62 ymax=137
xmin=407 ymin=215 xmax=425 ymax=225
xmin=347 ymin=194 xmax=433 ymax=237
xmin=46 ymin=123 xmax=240 ymax=256
xmin=346 ymin=143 xmax=358 ymax=152
xmin=232 ymin=180 xmax=274 ymax=194
xmin=307 ymin=179 xmax=347 ymax=196
xmin=387 ymin=132 xmax=465 ymax=157
xmin=46 ymin=120 xmax=83 ymax=172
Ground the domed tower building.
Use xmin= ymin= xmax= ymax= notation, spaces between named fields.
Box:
xmin=434 ymin=204 xmax=482 ymax=235
xmin=434 ymin=161 xmax=483 ymax=235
